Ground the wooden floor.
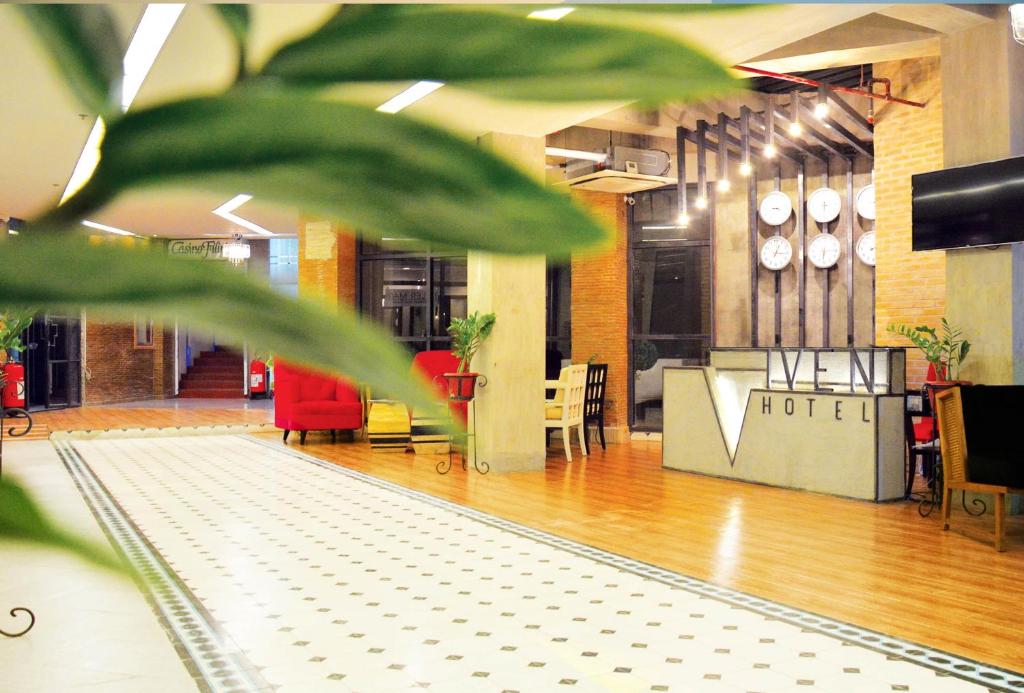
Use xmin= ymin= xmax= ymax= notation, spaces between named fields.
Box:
xmin=10 ymin=404 xmax=1023 ymax=674
xmin=266 ymin=430 xmax=1024 ymax=675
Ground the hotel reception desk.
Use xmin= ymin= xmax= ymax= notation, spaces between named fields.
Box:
xmin=663 ymin=348 xmax=906 ymax=501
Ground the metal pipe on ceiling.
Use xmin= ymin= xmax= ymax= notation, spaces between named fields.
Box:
xmin=733 ymin=65 xmax=925 ymax=109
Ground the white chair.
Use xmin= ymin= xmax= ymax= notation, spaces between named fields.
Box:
xmin=544 ymin=364 xmax=588 ymax=462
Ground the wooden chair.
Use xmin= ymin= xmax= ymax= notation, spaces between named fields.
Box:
xmin=584 ymin=364 xmax=608 ymax=450
xmin=934 ymin=387 xmax=1024 ymax=551
xmin=544 ymin=364 xmax=588 ymax=462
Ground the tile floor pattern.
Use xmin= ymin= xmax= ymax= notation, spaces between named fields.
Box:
xmin=58 ymin=434 xmax=1019 ymax=693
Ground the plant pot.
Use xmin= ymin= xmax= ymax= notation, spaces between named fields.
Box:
xmin=444 ymin=372 xmax=479 ymax=402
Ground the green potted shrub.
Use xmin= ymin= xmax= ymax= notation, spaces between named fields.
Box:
xmin=887 ymin=318 xmax=971 ymax=391
xmin=0 ymin=309 xmax=33 ymax=367
xmin=445 ymin=311 xmax=496 ymax=401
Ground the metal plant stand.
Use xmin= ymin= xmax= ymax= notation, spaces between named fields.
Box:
xmin=0 ymin=403 xmax=37 ymax=637
xmin=436 ymin=375 xmax=489 ymax=476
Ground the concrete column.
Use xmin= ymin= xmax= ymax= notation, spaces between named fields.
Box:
xmin=468 ymin=132 xmax=547 ymax=472
xmin=941 ymin=18 xmax=1024 ymax=384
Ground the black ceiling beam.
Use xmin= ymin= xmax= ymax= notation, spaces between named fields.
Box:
xmin=798 ymin=100 xmax=873 ymax=159
xmin=825 ymin=92 xmax=874 ymax=138
xmin=748 ymin=114 xmax=825 ymax=163
xmin=682 ymin=124 xmax=801 ymax=167
xmin=769 ymin=103 xmax=847 ymax=159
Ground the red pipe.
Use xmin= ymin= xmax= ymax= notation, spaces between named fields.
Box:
xmin=733 ymin=65 xmax=925 ymax=109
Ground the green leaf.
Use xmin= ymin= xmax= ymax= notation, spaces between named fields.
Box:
xmin=211 ymin=4 xmax=250 ymax=78
xmin=16 ymin=4 xmax=123 ymax=115
xmin=261 ymin=6 xmax=736 ymax=104
xmin=0 ymin=475 xmax=126 ymax=573
xmin=39 ymin=93 xmax=608 ymax=258
xmin=0 ymin=235 xmax=440 ymax=414
xmin=211 ymin=4 xmax=250 ymax=46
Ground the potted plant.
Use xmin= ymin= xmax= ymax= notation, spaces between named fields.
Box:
xmin=0 ymin=309 xmax=34 ymax=367
xmin=445 ymin=311 xmax=496 ymax=402
xmin=887 ymin=318 xmax=972 ymax=398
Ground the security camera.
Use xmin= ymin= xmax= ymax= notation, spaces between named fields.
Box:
xmin=624 ymin=195 xmax=636 ymax=206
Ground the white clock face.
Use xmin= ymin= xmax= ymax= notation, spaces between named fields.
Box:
xmin=807 ymin=187 xmax=842 ymax=224
xmin=760 ymin=235 xmax=793 ymax=271
xmin=758 ymin=191 xmax=792 ymax=226
xmin=808 ymin=233 xmax=842 ymax=269
xmin=856 ymin=230 xmax=876 ymax=266
xmin=856 ymin=184 xmax=876 ymax=220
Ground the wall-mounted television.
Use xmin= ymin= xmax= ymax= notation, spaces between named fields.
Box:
xmin=912 ymin=155 xmax=1024 ymax=251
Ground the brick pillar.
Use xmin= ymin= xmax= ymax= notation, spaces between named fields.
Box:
xmin=570 ymin=190 xmax=629 ymax=441
xmin=297 ymin=218 xmax=357 ymax=307
xmin=872 ymin=57 xmax=945 ymax=388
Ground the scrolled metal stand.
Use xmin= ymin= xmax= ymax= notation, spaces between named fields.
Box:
xmin=438 ymin=375 xmax=489 ymax=475
xmin=0 ymin=404 xmax=37 ymax=637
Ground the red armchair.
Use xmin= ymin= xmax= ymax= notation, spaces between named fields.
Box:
xmin=411 ymin=350 xmax=466 ymax=423
xmin=275 ymin=362 xmax=363 ymax=444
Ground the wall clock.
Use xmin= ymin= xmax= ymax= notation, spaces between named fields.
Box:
xmin=855 ymin=184 xmax=876 ymax=220
xmin=759 ymin=191 xmax=792 ymax=226
xmin=760 ymin=235 xmax=793 ymax=271
xmin=856 ymin=230 xmax=876 ymax=266
xmin=808 ymin=232 xmax=841 ymax=269
xmin=807 ymin=187 xmax=842 ymax=224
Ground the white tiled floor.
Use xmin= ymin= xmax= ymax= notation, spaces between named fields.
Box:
xmin=35 ymin=434 xmax=1004 ymax=693
xmin=0 ymin=441 xmax=198 ymax=692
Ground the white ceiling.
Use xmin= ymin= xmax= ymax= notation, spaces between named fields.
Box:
xmin=0 ymin=4 xmax=997 ymax=239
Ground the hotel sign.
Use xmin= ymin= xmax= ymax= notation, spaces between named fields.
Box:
xmin=168 ymin=239 xmax=225 ymax=260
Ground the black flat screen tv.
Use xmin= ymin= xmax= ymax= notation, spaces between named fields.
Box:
xmin=912 ymin=155 xmax=1024 ymax=251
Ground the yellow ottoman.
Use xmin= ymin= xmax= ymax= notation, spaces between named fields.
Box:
xmin=367 ymin=400 xmax=410 ymax=453
xmin=411 ymin=405 xmax=451 ymax=455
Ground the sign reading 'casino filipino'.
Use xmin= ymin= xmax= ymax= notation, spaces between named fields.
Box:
xmin=168 ymin=239 xmax=225 ymax=260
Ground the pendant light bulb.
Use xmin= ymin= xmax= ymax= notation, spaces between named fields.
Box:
xmin=815 ymin=86 xmax=829 ymax=119
xmin=788 ymin=120 xmax=803 ymax=137
xmin=716 ymin=178 xmax=731 ymax=193
xmin=695 ymin=196 xmax=708 ymax=210
xmin=740 ymin=161 xmax=753 ymax=177
xmin=764 ymin=143 xmax=777 ymax=159
xmin=677 ymin=212 xmax=690 ymax=227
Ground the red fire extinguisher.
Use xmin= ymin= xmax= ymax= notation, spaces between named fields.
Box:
xmin=2 ymin=362 xmax=26 ymax=409
xmin=249 ymin=359 xmax=268 ymax=399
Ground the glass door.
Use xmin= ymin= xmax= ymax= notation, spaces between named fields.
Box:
xmin=23 ymin=314 xmax=82 ymax=410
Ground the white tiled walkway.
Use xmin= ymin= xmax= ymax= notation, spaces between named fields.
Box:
xmin=33 ymin=434 xmax=1007 ymax=693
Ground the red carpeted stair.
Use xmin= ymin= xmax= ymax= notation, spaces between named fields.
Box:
xmin=178 ymin=349 xmax=245 ymax=399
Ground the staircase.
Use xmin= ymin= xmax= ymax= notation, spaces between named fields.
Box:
xmin=178 ymin=349 xmax=245 ymax=399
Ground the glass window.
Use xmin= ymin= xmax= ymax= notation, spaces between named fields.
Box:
xmin=628 ymin=186 xmax=712 ymax=431
xmin=431 ymin=258 xmax=467 ymax=338
xmin=269 ymin=238 xmax=299 ymax=297
xmin=134 ymin=318 xmax=154 ymax=347
xmin=360 ymin=258 xmax=429 ymax=339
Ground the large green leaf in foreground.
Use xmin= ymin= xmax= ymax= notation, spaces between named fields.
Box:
xmin=40 ymin=94 xmax=608 ymax=258
xmin=0 ymin=476 xmax=125 ymax=573
xmin=0 ymin=236 xmax=439 ymax=413
xmin=262 ymin=6 xmax=735 ymax=104
xmin=15 ymin=4 xmax=123 ymax=115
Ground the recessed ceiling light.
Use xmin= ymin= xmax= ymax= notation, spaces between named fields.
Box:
xmin=212 ymin=194 xmax=275 ymax=236
xmin=528 ymin=7 xmax=575 ymax=21
xmin=544 ymin=147 xmax=608 ymax=163
xmin=376 ymin=81 xmax=444 ymax=114
xmin=59 ymin=3 xmax=184 ymax=206
xmin=82 ymin=220 xmax=136 ymax=236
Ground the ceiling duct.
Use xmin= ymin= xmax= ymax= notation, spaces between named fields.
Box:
xmin=556 ymin=146 xmax=675 ymax=193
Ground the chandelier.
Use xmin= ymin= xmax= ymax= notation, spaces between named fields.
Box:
xmin=222 ymin=233 xmax=250 ymax=265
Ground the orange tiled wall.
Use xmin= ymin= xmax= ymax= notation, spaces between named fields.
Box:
xmin=570 ymin=190 xmax=629 ymax=432
xmin=873 ymin=57 xmax=946 ymax=388
xmin=297 ymin=219 xmax=357 ymax=307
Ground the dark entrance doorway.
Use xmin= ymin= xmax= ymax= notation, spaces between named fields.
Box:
xmin=24 ymin=314 xmax=82 ymax=410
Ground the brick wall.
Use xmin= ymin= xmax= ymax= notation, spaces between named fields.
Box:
xmin=297 ymin=218 xmax=356 ymax=306
xmin=570 ymin=190 xmax=629 ymax=437
xmin=873 ymin=57 xmax=946 ymax=387
xmin=83 ymin=320 xmax=175 ymax=404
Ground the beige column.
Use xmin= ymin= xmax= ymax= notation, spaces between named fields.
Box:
xmin=468 ymin=133 xmax=547 ymax=472
xmin=941 ymin=18 xmax=1024 ymax=384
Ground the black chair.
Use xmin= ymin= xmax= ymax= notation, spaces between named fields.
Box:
xmin=583 ymin=363 xmax=608 ymax=450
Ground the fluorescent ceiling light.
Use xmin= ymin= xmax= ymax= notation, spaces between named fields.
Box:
xmin=545 ymin=147 xmax=608 ymax=163
xmin=60 ymin=117 xmax=105 ymax=204
xmin=122 ymin=4 xmax=185 ymax=111
xmin=212 ymin=194 xmax=275 ymax=236
xmin=82 ymin=220 xmax=137 ymax=236
xmin=60 ymin=3 xmax=184 ymax=206
xmin=528 ymin=7 xmax=575 ymax=21
xmin=376 ymin=81 xmax=445 ymax=114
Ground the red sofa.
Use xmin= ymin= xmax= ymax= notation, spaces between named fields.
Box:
xmin=411 ymin=350 xmax=466 ymax=423
xmin=275 ymin=362 xmax=363 ymax=444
